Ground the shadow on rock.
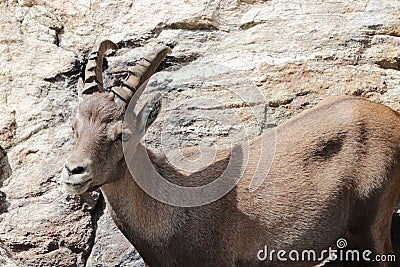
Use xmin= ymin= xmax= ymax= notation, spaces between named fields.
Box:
xmin=0 ymin=191 xmax=9 ymax=214
xmin=0 ymin=146 xmax=11 ymax=213
xmin=0 ymin=146 xmax=12 ymax=185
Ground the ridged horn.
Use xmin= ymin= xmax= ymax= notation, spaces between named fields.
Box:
xmin=110 ymin=46 xmax=172 ymax=104
xmin=82 ymin=40 xmax=118 ymax=95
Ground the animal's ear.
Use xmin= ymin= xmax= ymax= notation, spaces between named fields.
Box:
xmin=77 ymin=78 xmax=84 ymax=102
xmin=137 ymin=94 xmax=162 ymax=134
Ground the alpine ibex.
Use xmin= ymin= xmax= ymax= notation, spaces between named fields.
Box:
xmin=61 ymin=40 xmax=400 ymax=266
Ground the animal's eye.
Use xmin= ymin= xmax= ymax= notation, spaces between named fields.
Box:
xmin=115 ymin=131 xmax=130 ymax=142
xmin=121 ymin=131 xmax=131 ymax=142
xmin=113 ymin=123 xmax=131 ymax=142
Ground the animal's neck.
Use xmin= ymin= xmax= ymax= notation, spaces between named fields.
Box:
xmin=100 ymin=143 xmax=178 ymax=245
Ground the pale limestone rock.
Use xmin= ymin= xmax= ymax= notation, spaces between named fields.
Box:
xmin=21 ymin=5 xmax=63 ymax=45
xmin=0 ymin=241 xmax=19 ymax=267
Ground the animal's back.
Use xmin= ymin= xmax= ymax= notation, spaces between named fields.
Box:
xmin=149 ymin=96 xmax=400 ymax=266
xmin=232 ymin=96 xmax=400 ymax=264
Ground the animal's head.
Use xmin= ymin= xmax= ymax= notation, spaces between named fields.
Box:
xmin=61 ymin=40 xmax=170 ymax=194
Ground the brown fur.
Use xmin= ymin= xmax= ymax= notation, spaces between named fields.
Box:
xmin=62 ymin=95 xmax=400 ymax=267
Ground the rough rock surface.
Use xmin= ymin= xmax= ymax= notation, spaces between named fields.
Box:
xmin=0 ymin=0 xmax=399 ymax=266
xmin=0 ymin=240 xmax=19 ymax=267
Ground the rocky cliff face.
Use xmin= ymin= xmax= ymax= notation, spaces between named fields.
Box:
xmin=0 ymin=0 xmax=399 ymax=266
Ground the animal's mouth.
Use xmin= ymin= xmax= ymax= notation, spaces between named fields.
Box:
xmin=61 ymin=168 xmax=93 ymax=194
xmin=64 ymin=178 xmax=92 ymax=187
xmin=62 ymin=178 xmax=93 ymax=194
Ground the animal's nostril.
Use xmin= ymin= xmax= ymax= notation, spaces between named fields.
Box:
xmin=71 ymin=166 xmax=85 ymax=175
xmin=66 ymin=164 xmax=85 ymax=175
